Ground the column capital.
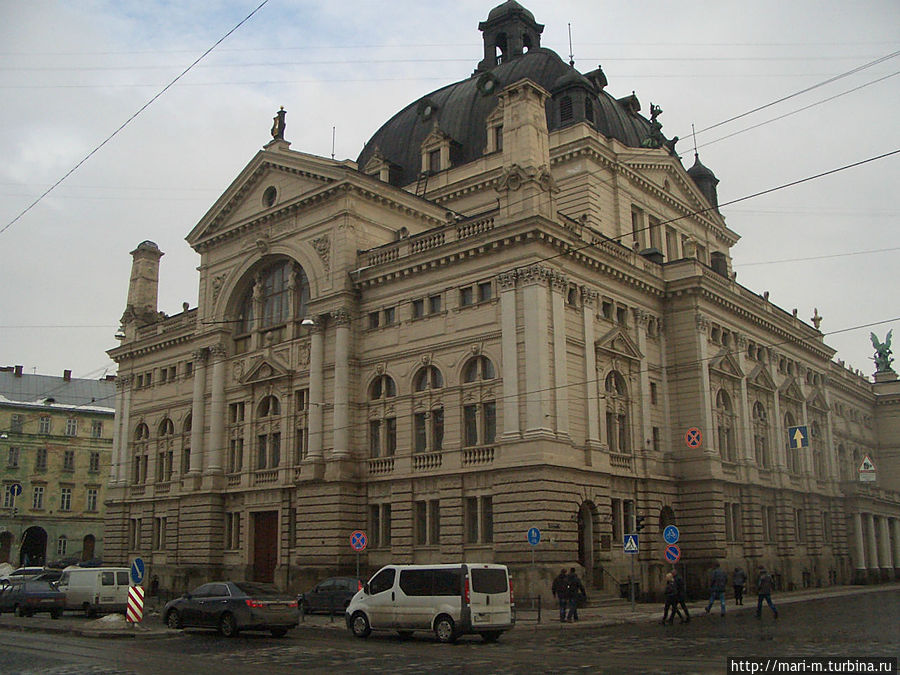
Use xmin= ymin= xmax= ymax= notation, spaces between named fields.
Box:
xmin=497 ymin=270 xmax=518 ymax=291
xmin=633 ymin=308 xmax=650 ymax=328
xmin=331 ymin=308 xmax=352 ymax=326
xmin=191 ymin=348 xmax=208 ymax=363
xmin=209 ymin=344 xmax=227 ymax=360
xmin=549 ymin=270 xmax=568 ymax=293
xmin=695 ymin=312 xmax=711 ymax=333
xmin=518 ymin=263 xmax=551 ymax=286
xmin=115 ymin=374 xmax=133 ymax=390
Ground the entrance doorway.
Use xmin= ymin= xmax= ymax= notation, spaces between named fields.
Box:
xmin=20 ymin=526 xmax=48 ymax=566
xmin=82 ymin=534 xmax=96 ymax=561
xmin=252 ymin=511 xmax=278 ymax=583
xmin=577 ymin=502 xmax=598 ymax=587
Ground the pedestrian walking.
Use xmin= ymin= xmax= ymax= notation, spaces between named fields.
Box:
xmin=551 ymin=568 xmax=568 ymax=623
xmin=660 ymin=572 xmax=683 ymax=625
xmin=733 ymin=567 xmax=747 ymax=606
xmin=565 ymin=568 xmax=586 ymax=622
xmin=672 ymin=567 xmax=690 ymax=622
xmin=755 ymin=566 xmax=779 ymax=619
xmin=704 ymin=561 xmax=728 ymax=616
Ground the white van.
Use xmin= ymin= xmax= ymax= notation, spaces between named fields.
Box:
xmin=345 ymin=563 xmax=514 ymax=643
xmin=56 ymin=567 xmax=131 ymax=616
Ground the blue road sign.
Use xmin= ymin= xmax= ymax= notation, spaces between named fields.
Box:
xmin=130 ymin=558 xmax=145 ymax=585
xmin=527 ymin=527 xmax=541 ymax=546
xmin=350 ymin=530 xmax=368 ymax=552
xmin=623 ymin=533 xmax=639 ymax=554
xmin=664 ymin=544 xmax=681 ymax=564
xmin=788 ymin=425 xmax=809 ymax=449
xmin=9 ymin=483 xmax=22 ymax=497
xmin=663 ymin=525 xmax=680 ymax=545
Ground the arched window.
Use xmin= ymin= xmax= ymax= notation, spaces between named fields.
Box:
xmin=463 ymin=356 xmax=495 ymax=383
xmin=604 ymin=371 xmax=631 ymax=454
xmin=135 ymin=423 xmax=149 ymax=441
xmin=158 ymin=418 xmax=174 ymax=437
xmin=132 ymin=423 xmax=149 ymax=484
xmin=368 ymin=374 xmax=397 ymax=458
xmin=753 ymin=402 xmax=770 ymax=468
xmin=716 ymin=390 xmax=735 ymax=462
xmin=256 ymin=395 xmax=281 ymax=470
xmin=413 ymin=366 xmax=443 ymax=392
xmin=181 ymin=414 xmax=192 ymax=475
xmin=155 ymin=418 xmax=174 ymax=483
xmin=234 ymin=259 xmax=310 ymax=351
xmin=369 ymin=374 xmax=397 ymax=400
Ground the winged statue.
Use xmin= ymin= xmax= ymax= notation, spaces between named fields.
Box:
xmin=871 ymin=330 xmax=894 ymax=372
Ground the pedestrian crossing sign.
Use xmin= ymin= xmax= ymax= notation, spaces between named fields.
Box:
xmin=624 ymin=533 xmax=639 ymax=554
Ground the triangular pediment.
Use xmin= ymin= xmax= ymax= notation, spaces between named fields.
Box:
xmin=596 ymin=328 xmax=643 ymax=361
xmin=709 ymin=349 xmax=744 ymax=379
xmin=748 ymin=363 xmax=776 ymax=391
xmin=187 ymin=148 xmax=345 ymax=247
xmin=807 ymin=389 xmax=829 ymax=412
xmin=241 ymin=355 xmax=290 ymax=385
xmin=779 ymin=377 xmax=804 ymax=401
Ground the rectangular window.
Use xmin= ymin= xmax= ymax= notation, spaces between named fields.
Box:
xmin=460 ymin=286 xmax=474 ymax=307
xmin=63 ymin=450 xmax=75 ymax=471
xmin=10 ymin=414 xmax=24 ymax=433
xmin=3 ymin=485 xmax=15 ymax=509
xmin=369 ymin=505 xmax=381 ymax=548
xmin=368 ymin=311 xmax=380 ymax=329
xmin=429 ymin=149 xmax=441 ymax=173
xmin=90 ymin=419 xmax=102 ymax=437
xmin=228 ymin=437 xmax=244 ymax=473
xmin=225 ymin=512 xmax=241 ymax=550
xmin=822 ymin=511 xmax=832 ymax=543
xmin=185 ymin=361 xmax=193 ymax=377
xmin=666 ymin=226 xmax=679 ymax=260
xmin=369 ymin=420 xmax=381 ymax=458
xmin=295 ymin=388 xmax=309 ymax=412
xmin=428 ymin=294 xmax=442 ymax=315
xmin=39 ymin=416 xmax=51 ymax=434
xmin=385 ymin=417 xmax=396 ymax=456
xmin=652 ymin=426 xmax=661 ymax=452
xmin=415 ymin=501 xmax=427 ymax=545
xmin=229 ymin=402 xmax=245 ymax=424
xmin=481 ymin=497 xmax=494 ymax=543
xmin=89 ymin=452 xmax=100 ymax=473
xmin=611 ymin=498 xmax=622 ymax=541
xmin=795 ymin=509 xmax=805 ymax=542
xmin=86 ymin=488 xmax=98 ymax=512
xmin=412 ymin=298 xmax=425 ymax=319
xmin=57 ymin=537 xmax=67 ymax=557
xmin=295 ymin=426 xmax=308 ymax=462
xmin=414 ymin=413 xmax=427 ymax=453
xmin=477 ymin=281 xmax=493 ymax=303
xmin=484 ymin=402 xmax=496 ymax=444
xmin=7 ymin=447 xmax=19 ymax=468
xmin=431 ymin=408 xmax=444 ymax=451
xmin=383 ymin=307 xmax=396 ymax=325
xmin=382 ymin=504 xmax=392 ymax=547
xmin=257 ymin=435 xmax=268 ymax=469
xmin=494 ymin=125 xmax=503 ymax=152
xmin=65 ymin=419 xmax=77 ymax=437
xmin=732 ymin=503 xmax=742 ymax=540
xmin=763 ymin=506 xmax=777 ymax=543
xmin=60 ymin=487 xmax=72 ymax=512
xmin=463 ymin=405 xmax=478 ymax=447
xmin=465 ymin=497 xmax=479 ymax=543
xmin=623 ymin=499 xmax=635 ymax=534
xmin=649 ymin=215 xmax=662 ymax=250
xmin=35 ymin=447 xmax=47 ymax=472
xmin=32 ymin=485 xmax=44 ymax=510
xmin=428 ymin=499 xmax=440 ymax=545
xmin=631 ymin=207 xmax=644 ymax=248
xmin=650 ymin=382 xmax=658 ymax=405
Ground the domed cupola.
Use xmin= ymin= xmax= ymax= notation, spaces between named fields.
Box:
xmin=687 ymin=152 xmax=720 ymax=210
xmin=550 ymin=67 xmax=597 ymax=129
xmin=477 ymin=0 xmax=545 ymax=72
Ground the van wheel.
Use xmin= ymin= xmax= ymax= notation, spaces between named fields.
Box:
xmin=166 ymin=609 xmax=182 ymax=630
xmin=350 ymin=612 xmax=371 ymax=638
xmin=219 ymin=613 xmax=239 ymax=638
xmin=434 ymin=615 xmax=457 ymax=644
xmin=481 ymin=630 xmax=501 ymax=643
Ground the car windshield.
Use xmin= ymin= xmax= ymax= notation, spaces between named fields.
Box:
xmin=232 ymin=582 xmax=283 ymax=597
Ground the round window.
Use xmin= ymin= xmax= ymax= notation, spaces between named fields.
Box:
xmin=262 ymin=186 xmax=277 ymax=208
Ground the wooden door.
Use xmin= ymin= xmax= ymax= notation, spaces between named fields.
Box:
xmin=252 ymin=511 xmax=278 ymax=583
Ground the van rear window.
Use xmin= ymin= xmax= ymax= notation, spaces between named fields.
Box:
xmin=117 ymin=571 xmax=129 ymax=585
xmin=470 ymin=568 xmax=507 ymax=594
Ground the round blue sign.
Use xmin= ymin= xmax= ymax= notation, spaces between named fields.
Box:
xmin=350 ymin=530 xmax=367 ymax=552
xmin=664 ymin=544 xmax=681 ymax=564
xmin=9 ymin=483 xmax=22 ymax=497
xmin=130 ymin=557 xmax=145 ymax=585
xmin=663 ymin=525 xmax=680 ymax=545
xmin=527 ymin=527 xmax=541 ymax=546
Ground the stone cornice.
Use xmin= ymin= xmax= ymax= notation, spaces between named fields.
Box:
xmin=108 ymin=331 xmax=197 ymax=363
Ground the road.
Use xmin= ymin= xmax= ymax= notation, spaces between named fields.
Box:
xmin=1 ymin=590 xmax=897 ymax=674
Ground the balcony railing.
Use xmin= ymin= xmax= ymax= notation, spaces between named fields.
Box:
xmin=609 ymin=453 xmax=633 ymax=470
xmin=253 ymin=469 xmax=278 ymax=485
xmin=462 ymin=446 xmax=495 ymax=467
xmin=367 ymin=457 xmax=395 ymax=475
xmin=413 ymin=451 xmax=443 ymax=472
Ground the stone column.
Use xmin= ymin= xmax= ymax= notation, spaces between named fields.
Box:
xmin=695 ymin=313 xmax=714 ymax=454
xmin=498 ymin=271 xmax=520 ymax=439
xmin=111 ymin=375 xmax=132 ymax=484
xmin=206 ymin=345 xmax=227 ymax=473
xmin=735 ymin=334 xmax=754 ymax=463
xmin=189 ymin=349 xmax=207 ymax=474
xmin=878 ymin=516 xmax=894 ymax=580
xmin=852 ymin=511 xmax=867 ymax=579
xmin=307 ymin=321 xmax=325 ymax=461
xmin=332 ymin=309 xmax=351 ymax=458
xmin=581 ymin=289 xmax=600 ymax=448
xmin=634 ymin=309 xmax=651 ymax=453
xmin=865 ymin=513 xmax=879 ymax=579
xmin=521 ymin=265 xmax=551 ymax=436
xmin=550 ymin=272 xmax=569 ymax=438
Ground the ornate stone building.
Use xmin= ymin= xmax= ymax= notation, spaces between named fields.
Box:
xmin=105 ymin=1 xmax=900 ymax=597
xmin=1 ymin=366 xmax=115 ymax=567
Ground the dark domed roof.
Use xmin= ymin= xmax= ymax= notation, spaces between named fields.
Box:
xmin=551 ymin=67 xmax=593 ymax=92
xmin=687 ymin=153 xmax=720 ymax=209
xmin=357 ymin=47 xmax=664 ymax=187
xmin=487 ymin=0 xmax=536 ymax=23
xmin=687 ymin=153 xmax=718 ymax=182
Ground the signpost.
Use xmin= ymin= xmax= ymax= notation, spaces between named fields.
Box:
xmin=663 ymin=525 xmax=680 ymax=546
xmin=527 ymin=527 xmax=541 ymax=567
xmin=130 ymin=557 xmax=145 ymax=586
xmin=664 ymin=544 xmax=681 ymax=564
xmin=858 ymin=454 xmax=877 ymax=482
xmin=126 ymin=585 xmax=145 ymax=624
xmin=350 ymin=530 xmax=367 ymax=580
xmin=624 ymin=533 xmax=639 ymax=610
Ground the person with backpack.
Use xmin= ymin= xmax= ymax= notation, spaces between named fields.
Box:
xmin=755 ymin=566 xmax=779 ymax=619
xmin=564 ymin=568 xmax=586 ymax=622
xmin=551 ymin=568 xmax=568 ymax=623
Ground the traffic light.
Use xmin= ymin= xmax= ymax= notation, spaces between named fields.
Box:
xmin=635 ymin=515 xmax=646 ymax=532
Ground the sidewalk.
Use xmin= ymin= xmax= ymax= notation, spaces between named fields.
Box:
xmin=0 ymin=582 xmax=896 ymax=638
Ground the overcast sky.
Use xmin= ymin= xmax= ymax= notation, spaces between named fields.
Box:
xmin=1 ymin=0 xmax=897 ymax=383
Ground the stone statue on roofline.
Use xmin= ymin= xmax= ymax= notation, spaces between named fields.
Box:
xmin=871 ymin=330 xmax=894 ymax=373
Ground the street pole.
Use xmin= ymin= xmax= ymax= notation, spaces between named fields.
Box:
xmin=630 ymin=554 xmax=635 ymax=611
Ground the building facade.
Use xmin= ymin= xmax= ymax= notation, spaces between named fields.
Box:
xmin=105 ymin=2 xmax=900 ymax=597
xmin=1 ymin=366 xmax=116 ymax=567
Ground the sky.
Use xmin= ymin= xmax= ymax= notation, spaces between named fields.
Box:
xmin=0 ymin=0 xmax=898 ymax=382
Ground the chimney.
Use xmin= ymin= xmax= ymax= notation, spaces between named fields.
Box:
xmin=15 ymin=365 xmax=23 ymax=377
xmin=124 ymin=241 xmax=164 ymax=321
xmin=63 ymin=369 xmax=72 ymax=382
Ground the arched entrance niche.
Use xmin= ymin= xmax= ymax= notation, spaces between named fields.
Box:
xmin=82 ymin=534 xmax=96 ymax=561
xmin=0 ymin=531 xmax=13 ymax=564
xmin=576 ymin=501 xmax=599 ymax=586
xmin=659 ymin=505 xmax=676 ymax=530
xmin=20 ymin=526 xmax=48 ymax=566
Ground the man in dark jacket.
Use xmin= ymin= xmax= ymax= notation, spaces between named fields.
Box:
xmin=704 ymin=561 xmax=728 ymax=616
xmin=755 ymin=566 xmax=778 ymax=619
xmin=565 ymin=568 xmax=585 ymax=622
xmin=733 ymin=567 xmax=747 ymax=605
xmin=551 ymin=568 xmax=568 ymax=622
xmin=672 ymin=567 xmax=690 ymax=622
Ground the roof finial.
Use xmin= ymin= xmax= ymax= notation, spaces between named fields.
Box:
xmin=568 ymin=23 xmax=575 ymax=67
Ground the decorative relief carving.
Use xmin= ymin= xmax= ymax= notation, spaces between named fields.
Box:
xmin=232 ymin=360 xmax=244 ymax=382
xmin=497 ymin=270 xmax=518 ymax=291
xmin=331 ymin=308 xmax=351 ymax=326
xmin=518 ymin=264 xmax=551 ymax=286
xmin=495 ymin=163 xmax=558 ymax=193
xmin=297 ymin=341 xmax=310 ymax=367
xmin=211 ymin=274 xmax=226 ymax=303
xmin=116 ymin=375 xmax=133 ymax=389
xmin=550 ymin=270 xmax=568 ymax=292
xmin=312 ymin=234 xmax=331 ymax=274
xmin=695 ymin=313 xmax=711 ymax=333
xmin=736 ymin=332 xmax=749 ymax=350
xmin=633 ymin=308 xmax=650 ymax=327
xmin=191 ymin=348 xmax=208 ymax=363
xmin=580 ymin=287 xmax=599 ymax=307
xmin=209 ymin=344 xmax=228 ymax=359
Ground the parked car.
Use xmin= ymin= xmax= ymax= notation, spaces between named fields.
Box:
xmin=163 ymin=581 xmax=298 ymax=637
xmin=299 ymin=577 xmax=361 ymax=615
xmin=0 ymin=580 xmax=66 ymax=618
xmin=33 ymin=569 xmax=63 ymax=583
xmin=0 ymin=567 xmax=46 ymax=585
xmin=56 ymin=567 xmax=131 ymax=616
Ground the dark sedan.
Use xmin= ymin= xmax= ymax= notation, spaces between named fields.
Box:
xmin=299 ymin=576 xmax=361 ymax=615
xmin=0 ymin=580 xmax=66 ymax=618
xmin=163 ymin=581 xmax=298 ymax=637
